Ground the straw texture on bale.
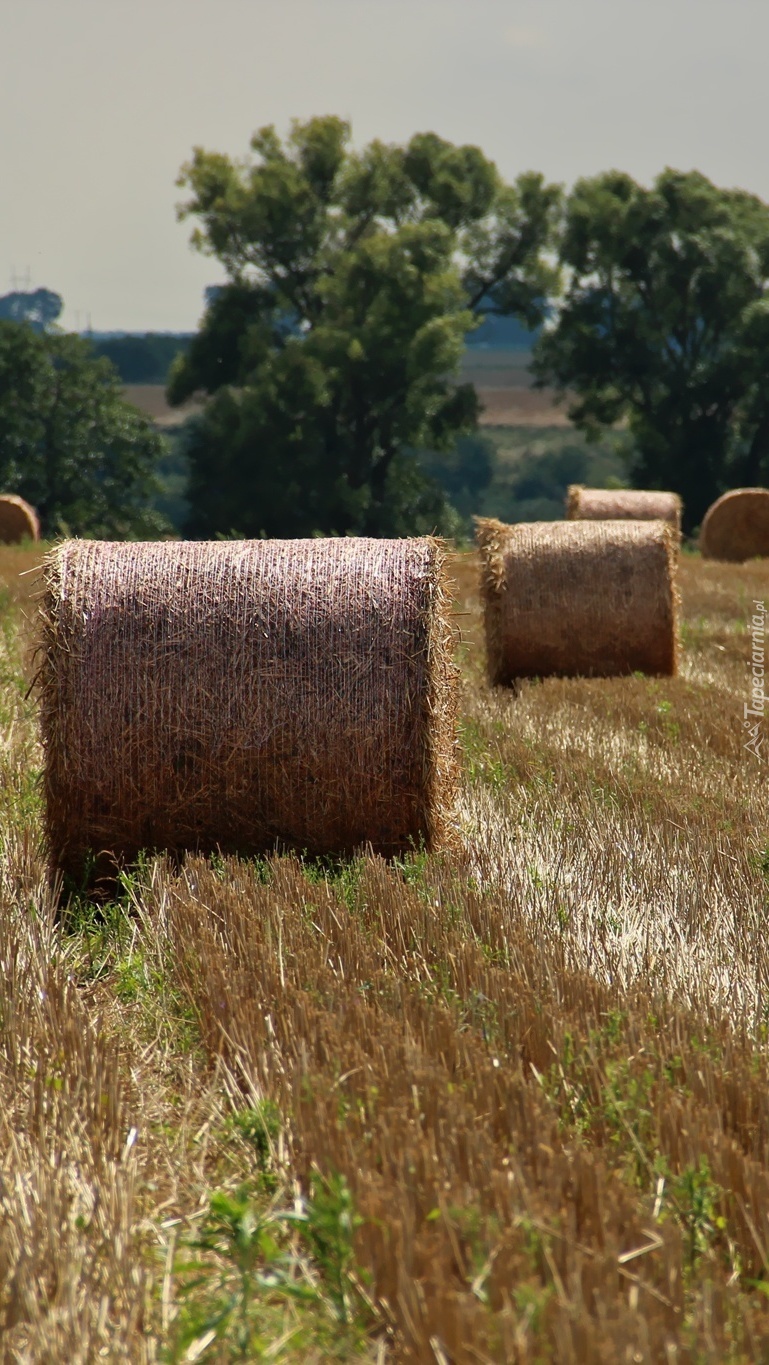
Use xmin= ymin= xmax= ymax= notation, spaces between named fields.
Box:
xmin=0 ymin=494 xmax=40 ymax=544
xmin=699 ymin=488 xmax=769 ymax=562
xmin=38 ymin=537 xmax=458 ymax=883
xmin=566 ymin=484 xmax=682 ymax=532
xmin=476 ymin=517 xmax=679 ymax=684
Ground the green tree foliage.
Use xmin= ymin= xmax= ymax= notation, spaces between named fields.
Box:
xmin=0 ymin=288 xmax=63 ymax=332
xmin=169 ymin=117 xmax=560 ymax=537
xmin=0 ymin=322 xmax=169 ymax=537
xmin=447 ymin=428 xmax=630 ymax=528
xmin=89 ymin=333 xmax=192 ymax=384
xmin=416 ymin=433 xmax=495 ymax=528
xmin=532 ymin=169 xmax=769 ymax=529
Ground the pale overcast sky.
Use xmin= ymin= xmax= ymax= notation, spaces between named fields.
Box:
xmin=2 ymin=0 xmax=767 ymax=332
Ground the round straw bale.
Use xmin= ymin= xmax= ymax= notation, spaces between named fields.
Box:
xmin=566 ymin=485 xmax=682 ymax=533
xmin=0 ymin=494 xmax=40 ymax=543
xmin=475 ymin=517 xmax=679 ymax=684
xmin=699 ymin=488 xmax=769 ymax=562
xmin=38 ymin=537 xmax=458 ymax=883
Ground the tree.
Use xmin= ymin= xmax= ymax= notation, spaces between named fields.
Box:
xmin=0 ymin=288 xmax=63 ymax=332
xmin=169 ymin=117 xmax=560 ymax=538
xmin=532 ymin=169 xmax=769 ymax=530
xmin=0 ymin=322 xmax=169 ymax=537
xmin=89 ymin=333 xmax=192 ymax=383
xmin=416 ymin=432 xmax=495 ymax=528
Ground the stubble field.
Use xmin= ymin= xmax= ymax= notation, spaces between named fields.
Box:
xmin=1 ymin=547 xmax=769 ymax=1362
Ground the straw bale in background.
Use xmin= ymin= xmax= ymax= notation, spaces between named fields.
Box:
xmin=0 ymin=495 xmax=40 ymax=543
xmin=699 ymin=488 xmax=769 ymax=562
xmin=476 ymin=517 xmax=678 ymax=684
xmin=38 ymin=537 xmax=458 ymax=884
xmin=566 ymin=485 xmax=682 ymax=533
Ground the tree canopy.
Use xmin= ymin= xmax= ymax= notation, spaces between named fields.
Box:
xmin=169 ymin=116 xmax=560 ymax=538
xmin=89 ymin=333 xmax=192 ymax=384
xmin=532 ymin=169 xmax=769 ymax=529
xmin=0 ymin=288 xmax=63 ymax=332
xmin=0 ymin=323 xmax=169 ymax=538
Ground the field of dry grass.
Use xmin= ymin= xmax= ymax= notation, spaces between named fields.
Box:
xmin=122 ymin=385 xmax=205 ymax=428
xmin=123 ymin=352 xmax=570 ymax=432
xmin=458 ymin=351 xmax=570 ymax=427
xmin=1 ymin=546 xmax=769 ymax=1361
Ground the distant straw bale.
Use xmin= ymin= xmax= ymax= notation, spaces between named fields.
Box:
xmin=699 ymin=488 xmax=769 ymax=562
xmin=475 ymin=517 xmax=679 ymax=684
xmin=0 ymin=495 xmax=40 ymax=544
xmin=38 ymin=537 xmax=458 ymax=884
xmin=566 ymin=485 xmax=682 ymax=533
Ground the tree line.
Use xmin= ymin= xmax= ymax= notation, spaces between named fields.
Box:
xmin=3 ymin=116 xmax=769 ymax=538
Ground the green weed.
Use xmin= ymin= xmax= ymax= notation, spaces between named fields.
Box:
xmin=227 ymin=1102 xmax=282 ymax=1188
xmin=169 ymin=1174 xmax=373 ymax=1362
xmin=672 ymin=1158 xmax=727 ymax=1268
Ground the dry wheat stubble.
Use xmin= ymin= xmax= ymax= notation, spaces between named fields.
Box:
xmin=6 ymin=544 xmax=769 ymax=1359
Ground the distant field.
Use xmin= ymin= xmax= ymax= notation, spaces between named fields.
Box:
xmin=459 ymin=349 xmax=534 ymax=385
xmin=124 ymin=350 xmax=571 ymax=431
xmin=122 ymin=384 xmax=203 ymax=427
xmin=460 ymin=349 xmax=571 ymax=426
xmin=475 ymin=386 xmax=570 ymax=426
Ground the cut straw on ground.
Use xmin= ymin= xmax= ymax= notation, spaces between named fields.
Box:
xmin=0 ymin=547 xmax=767 ymax=1359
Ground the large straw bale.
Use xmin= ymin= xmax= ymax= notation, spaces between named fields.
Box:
xmin=566 ymin=485 xmax=682 ymax=532
xmin=0 ymin=494 xmax=40 ymax=543
xmin=475 ymin=517 xmax=678 ymax=684
xmin=699 ymin=488 xmax=769 ymax=562
xmin=38 ymin=537 xmax=458 ymax=883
